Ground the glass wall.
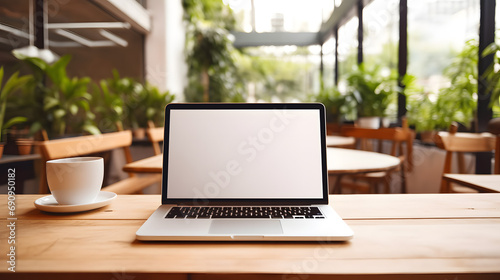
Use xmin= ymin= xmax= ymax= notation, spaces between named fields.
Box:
xmin=228 ymin=0 xmax=494 ymax=122
xmin=407 ymin=0 xmax=480 ymax=94
xmin=237 ymin=45 xmax=321 ymax=102
xmin=229 ymin=0 xmax=334 ymax=33
xmin=363 ymin=0 xmax=399 ymax=73
xmin=363 ymin=0 xmax=400 ymax=119
xmin=322 ymin=36 xmax=336 ymax=90
xmin=337 ymin=16 xmax=359 ymax=94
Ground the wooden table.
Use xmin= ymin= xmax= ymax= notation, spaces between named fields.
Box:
xmin=326 ymin=148 xmax=401 ymax=194
xmin=326 ymin=147 xmax=400 ymax=174
xmin=325 ymin=135 xmax=355 ymax=148
xmin=1 ymin=194 xmax=500 ymax=279
xmin=123 ymin=148 xmax=401 ymax=175
xmin=443 ymin=174 xmax=500 ymax=193
xmin=123 ymin=153 xmax=163 ymax=173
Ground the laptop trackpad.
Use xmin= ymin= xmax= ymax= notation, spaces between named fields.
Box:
xmin=209 ymin=220 xmax=283 ymax=235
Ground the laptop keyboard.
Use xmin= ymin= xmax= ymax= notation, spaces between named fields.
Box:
xmin=165 ymin=206 xmax=324 ymax=219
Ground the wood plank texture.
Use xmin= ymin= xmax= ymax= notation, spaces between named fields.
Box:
xmin=1 ymin=194 xmax=500 ymax=279
xmin=37 ymin=131 xmax=133 ymax=160
xmin=3 ymin=194 xmax=500 ymax=220
xmin=1 ymin=219 xmax=499 ymax=275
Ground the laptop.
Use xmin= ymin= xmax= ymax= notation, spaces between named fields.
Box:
xmin=136 ymin=103 xmax=354 ymax=241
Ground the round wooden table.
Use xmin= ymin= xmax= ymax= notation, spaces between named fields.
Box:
xmin=327 ymin=148 xmax=401 ymax=174
xmin=327 ymin=148 xmax=401 ymax=194
xmin=326 ymin=135 xmax=355 ymax=148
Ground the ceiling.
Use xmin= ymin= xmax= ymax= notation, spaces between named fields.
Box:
xmin=0 ymin=0 xmax=146 ymax=80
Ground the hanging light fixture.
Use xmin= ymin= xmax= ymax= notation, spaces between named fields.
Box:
xmin=11 ymin=0 xmax=59 ymax=64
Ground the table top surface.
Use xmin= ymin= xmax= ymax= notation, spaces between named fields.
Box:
xmin=443 ymin=174 xmax=500 ymax=193
xmin=1 ymin=193 xmax=500 ymax=279
xmin=123 ymin=147 xmax=401 ymax=175
xmin=325 ymin=135 xmax=355 ymax=147
xmin=326 ymin=147 xmax=400 ymax=174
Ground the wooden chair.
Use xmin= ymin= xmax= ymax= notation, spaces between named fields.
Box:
xmin=326 ymin=123 xmax=342 ymax=135
xmin=434 ymin=122 xmax=497 ymax=193
xmin=146 ymin=120 xmax=164 ymax=155
xmin=326 ymin=122 xmax=355 ymax=136
xmin=338 ymin=120 xmax=414 ymax=193
xmin=37 ymin=130 xmax=161 ymax=194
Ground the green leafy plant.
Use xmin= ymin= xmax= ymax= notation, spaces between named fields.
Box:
xmin=311 ymin=87 xmax=349 ymax=123
xmin=15 ymin=55 xmax=99 ymax=138
xmin=481 ymin=38 xmax=500 ymax=116
xmin=43 ymin=56 xmax=98 ymax=136
xmin=405 ymin=39 xmax=480 ymax=132
xmin=91 ymin=79 xmax=125 ymax=132
xmin=0 ymin=67 xmax=32 ymax=142
xmin=102 ymin=70 xmax=147 ymax=130
xmin=95 ymin=70 xmax=175 ymax=130
xmin=142 ymin=82 xmax=175 ymax=127
xmin=436 ymin=39 xmax=478 ymax=129
xmin=183 ymin=0 xmax=244 ymax=102
xmin=403 ymin=74 xmax=440 ymax=132
xmin=345 ymin=63 xmax=397 ymax=118
xmin=233 ymin=49 xmax=315 ymax=102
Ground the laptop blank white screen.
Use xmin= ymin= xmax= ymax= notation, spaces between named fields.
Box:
xmin=166 ymin=109 xmax=324 ymax=199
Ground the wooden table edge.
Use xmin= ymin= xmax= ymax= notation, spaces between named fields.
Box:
xmin=443 ymin=174 xmax=500 ymax=193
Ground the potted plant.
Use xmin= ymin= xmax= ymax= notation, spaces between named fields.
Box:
xmin=15 ymin=134 xmax=34 ymax=155
xmin=183 ymin=0 xmax=241 ymax=102
xmin=103 ymin=70 xmax=148 ymax=137
xmin=406 ymin=95 xmax=439 ymax=142
xmin=345 ymin=63 xmax=397 ymax=129
xmin=403 ymin=74 xmax=438 ymax=142
xmin=91 ymin=79 xmax=125 ymax=132
xmin=405 ymin=39 xmax=478 ymax=140
xmin=44 ymin=55 xmax=99 ymax=137
xmin=15 ymin=55 xmax=100 ymax=139
xmin=142 ymin=82 xmax=175 ymax=127
xmin=312 ymin=87 xmax=348 ymax=124
xmin=0 ymin=67 xmax=32 ymax=158
xmin=435 ymin=39 xmax=478 ymax=130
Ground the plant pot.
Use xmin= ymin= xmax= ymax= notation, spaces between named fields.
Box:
xmin=0 ymin=143 xmax=4 ymax=160
xmin=16 ymin=139 xmax=34 ymax=155
xmin=133 ymin=128 xmax=146 ymax=139
xmin=357 ymin=117 xmax=380 ymax=129
xmin=420 ymin=131 xmax=436 ymax=143
xmin=381 ymin=117 xmax=391 ymax=128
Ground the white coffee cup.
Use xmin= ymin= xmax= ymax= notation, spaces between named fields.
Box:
xmin=46 ymin=157 xmax=104 ymax=205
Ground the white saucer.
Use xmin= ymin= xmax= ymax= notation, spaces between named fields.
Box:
xmin=34 ymin=191 xmax=117 ymax=213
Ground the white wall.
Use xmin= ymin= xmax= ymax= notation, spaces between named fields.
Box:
xmin=145 ymin=0 xmax=187 ymax=100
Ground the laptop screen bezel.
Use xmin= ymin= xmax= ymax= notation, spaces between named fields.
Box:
xmin=161 ymin=103 xmax=329 ymax=206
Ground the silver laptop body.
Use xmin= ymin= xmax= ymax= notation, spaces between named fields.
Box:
xmin=136 ymin=103 xmax=353 ymax=241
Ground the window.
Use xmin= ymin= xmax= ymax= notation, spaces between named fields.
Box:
xmin=322 ymin=36 xmax=336 ymax=89
xmin=229 ymin=0 xmax=334 ymax=32
xmin=363 ymin=0 xmax=399 ymax=73
xmin=337 ymin=16 xmax=359 ymax=94
xmin=407 ymin=0 xmax=480 ymax=94
xmin=237 ymin=45 xmax=321 ymax=102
